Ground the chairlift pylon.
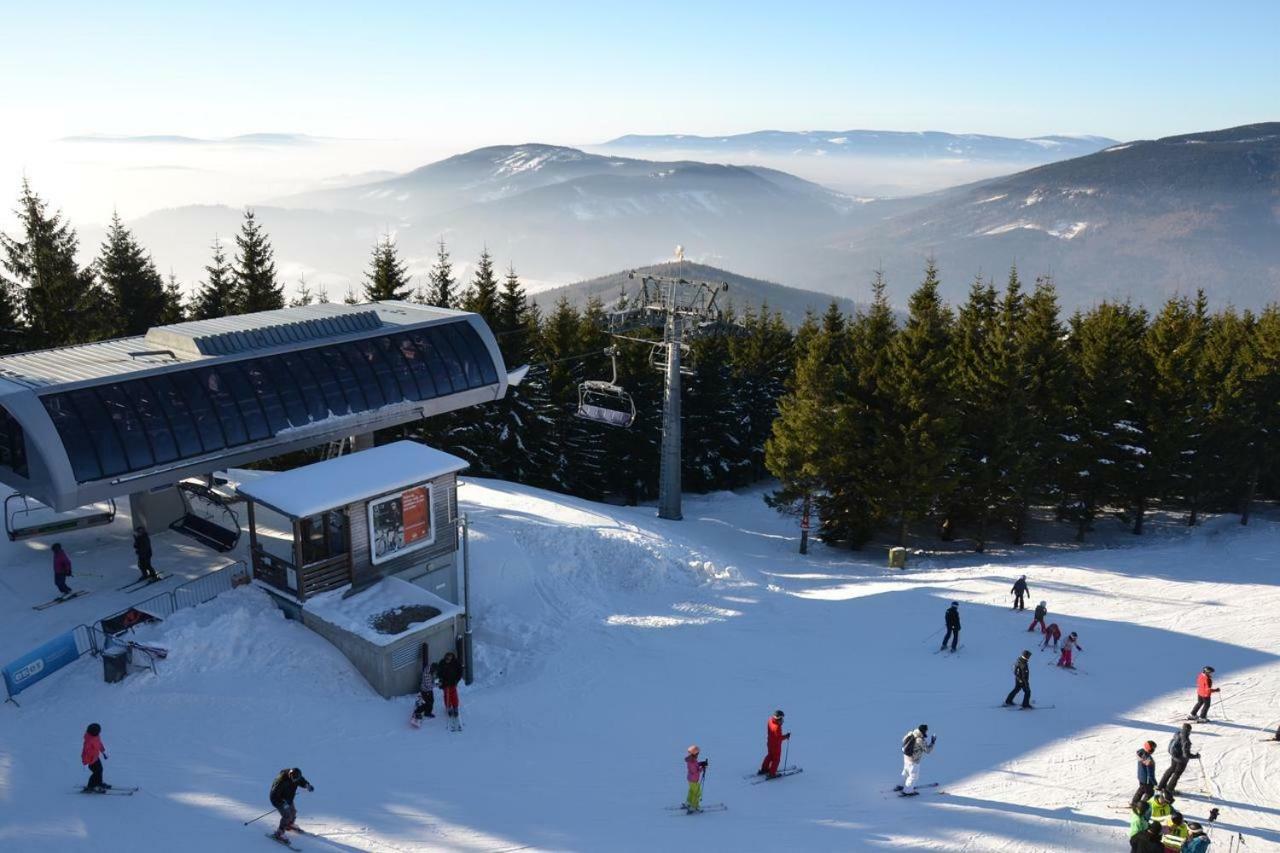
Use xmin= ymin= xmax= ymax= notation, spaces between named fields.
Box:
xmin=576 ymin=347 xmax=636 ymax=428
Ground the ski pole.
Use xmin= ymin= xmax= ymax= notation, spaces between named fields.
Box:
xmin=784 ymin=737 xmax=790 ymax=772
xmin=243 ymin=809 xmax=275 ymax=826
xmin=1196 ymin=755 xmax=1215 ymax=798
xmin=1215 ymin=693 xmax=1231 ymax=722
xmin=920 ymin=627 xmax=943 ymax=644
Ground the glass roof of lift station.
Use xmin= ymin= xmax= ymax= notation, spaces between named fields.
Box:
xmin=0 ymin=302 xmax=508 ymax=512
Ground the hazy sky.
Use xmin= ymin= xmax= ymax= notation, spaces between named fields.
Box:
xmin=2 ymin=0 xmax=1275 ymax=145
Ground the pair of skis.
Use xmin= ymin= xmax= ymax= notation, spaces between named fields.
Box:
xmin=890 ymin=782 xmax=940 ymax=797
xmin=265 ymin=826 xmax=309 ymax=850
xmin=117 ymin=573 xmax=169 ymax=592
xmin=665 ymin=803 xmax=728 ymax=815
xmin=998 ymin=703 xmax=1055 ymax=710
xmin=72 ymin=785 xmax=138 ymax=796
xmin=33 ymin=590 xmax=89 ymax=610
xmin=742 ymin=766 xmax=804 ymax=784
xmin=933 ymin=645 xmax=965 ymax=655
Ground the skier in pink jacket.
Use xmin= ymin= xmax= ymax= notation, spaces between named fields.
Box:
xmin=684 ymin=745 xmax=709 ymax=812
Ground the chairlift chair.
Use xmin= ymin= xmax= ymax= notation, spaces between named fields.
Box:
xmin=576 ymin=347 xmax=637 ymax=428
xmin=4 ymin=494 xmax=117 ymax=541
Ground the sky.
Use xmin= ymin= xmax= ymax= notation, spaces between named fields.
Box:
xmin=0 ymin=0 xmax=1276 ymax=231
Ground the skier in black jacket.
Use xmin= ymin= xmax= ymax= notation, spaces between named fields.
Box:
xmin=1003 ymin=650 xmax=1032 ymax=708
xmin=133 ymin=526 xmax=158 ymax=581
xmin=1159 ymin=723 xmax=1198 ymax=796
xmin=1010 ymin=576 xmax=1029 ymax=611
xmin=269 ymin=767 xmax=313 ymax=842
xmin=940 ymin=602 xmax=961 ymax=652
xmin=437 ymin=651 xmax=464 ymax=724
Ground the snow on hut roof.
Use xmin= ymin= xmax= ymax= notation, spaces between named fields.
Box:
xmin=236 ymin=440 xmax=468 ymax=518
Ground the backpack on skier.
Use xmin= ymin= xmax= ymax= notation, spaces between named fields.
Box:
xmin=902 ymin=732 xmax=917 ymax=757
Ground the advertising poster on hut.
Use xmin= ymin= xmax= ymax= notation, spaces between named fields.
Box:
xmin=369 ymin=483 xmax=434 ymax=565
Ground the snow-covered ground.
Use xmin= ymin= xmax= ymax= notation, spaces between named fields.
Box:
xmin=1 ymin=479 xmax=1278 ymax=852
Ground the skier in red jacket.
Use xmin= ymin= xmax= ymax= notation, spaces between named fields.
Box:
xmin=1188 ymin=666 xmax=1219 ymax=721
xmin=81 ymin=723 xmax=109 ymax=793
xmin=757 ymin=709 xmax=790 ymax=778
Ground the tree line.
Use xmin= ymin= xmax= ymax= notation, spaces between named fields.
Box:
xmin=766 ymin=264 xmax=1280 ymax=549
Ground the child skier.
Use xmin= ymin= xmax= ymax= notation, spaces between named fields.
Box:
xmin=437 ymin=651 xmax=463 ymax=726
xmin=1134 ymin=742 xmax=1158 ymax=806
xmin=81 ymin=723 xmax=108 ymax=793
xmin=941 ymin=602 xmax=960 ymax=652
xmin=1056 ymin=632 xmax=1083 ymax=668
xmin=52 ymin=543 xmax=74 ymax=596
xmin=1028 ymin=601 xmax=1047 ymax=633
xmin=1188 ymin=666 xmax=1218 ymax=721
xmin=412 ymin=662 xmax=436 ymax=725
xmin=1040 ymin=622 xmax=1061 ymax=651
xmin=1010 ymin=575 xmax=1029 ymax=611
xmin=897 ymin=723 xmax=935 ymax=796
xmin=684 ymin=745 xmax=709 ymax=812
xmin=1003 ymin=650 xmax=1033 ymax=708
xmin=757 ymin=710 xmax=790 ymax=778
xmin=269 ymin=767 xmax=314 ymax=842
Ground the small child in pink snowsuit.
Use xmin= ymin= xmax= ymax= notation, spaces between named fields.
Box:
xmin=1057 ymin=632 xmax=1082 ymax=668
xmin=684 ymin=745 xmax=708 ymax=811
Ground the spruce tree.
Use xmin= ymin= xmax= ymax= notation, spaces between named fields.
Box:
xmin=728 ymin=304 xmax=793 ymax=486
xmin=159 ymin=271 xmax=186 ymax=325
xmin=425 ymin=238 xmax=456 ymax=309
xmin=362 ymin=233 xmax=411 ymax=302
xmin=0 ymin=279 xmax=25 ymax=354
xmin=232 ymin=209 xmax=283 ymax=314
xmin=490 ymin=268 xmax=554 ymax=485
xmin=289 ymin=274 xmax=314 ymax=307
xmin=1238 ymin=306 xmax=1280 ymax=524
xmin=342 ymin=285 xmax=360 ymax=305
xmin=497 ymin=264 xmax=532 ymax=366
xmin=97 ymin=211 xmax=168 ymax=336
xmin=192 ymin=237 xmax=237 ymax=320
xmin=0 ymin=179 xmax=101 ymax=348
xmin=1144 ymin=295 xmax=1206 ymax=523
xmin=881 ymin=261 xmax=958 ymax=545
xmin=462 ymin=248 xmax=500 ymax=328
xmin=1193 ymin=308 xmax=1253 ymax=518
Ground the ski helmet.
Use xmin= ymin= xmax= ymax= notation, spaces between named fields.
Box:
xmin=1203 ymin=666 xmax=1215 ymax=673
xmin=950 ymin=601 xmax=959 ymax=607
xmin=288 ymin=768 xmax=303 ymax=780
xmin=1021 ymin=650 xmax=1032 ymax=658
xmin=687 ymin=745 xmax=699 ymax=755
xmin=1144 ymin=740 xmax=1157 ymax=752
xmin=1039 ymin=601 xmax=1046 ymax=607
xmin=86 ymin=723 xmax=101 ymax=736
xmin=918 ymin=724 xmax=928 ymax=734
xmin=774 ymin=709 xmax=785 ymax=719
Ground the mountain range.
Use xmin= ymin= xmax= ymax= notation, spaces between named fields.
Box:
xmin=106 ymin=123 xmax=1280 ymax=313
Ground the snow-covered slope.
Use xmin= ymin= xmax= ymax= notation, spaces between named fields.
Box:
xmin=1 ymin=479 xmax=1278 ymax=852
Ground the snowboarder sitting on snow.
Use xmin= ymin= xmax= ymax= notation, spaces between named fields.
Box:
xmin=1040 ymin=622 xmax=1061 ymax=651
xmin=1134 ymin=742 xmax=1158 ymax=806
xmin=133 ymin=526 xmax=158 ymax=582
xmin=413 ymin=663 xmax=437 ymax=722
xmin=1129 ymin=799 xmax=1151 ymax=840
xmin=1056 ymin=632 xmax=1083 ymax=668
xmin=52 ymin=542 xmax=73 ymax=596
xmin=437 ymin=652 xmax=463 ymax=721
xmin=684 ymin=745 xmax=709 ymax=812
xmin=941 ymin=602 xmax=960 ymax=652
xmin=1004 ymin=650 xmax=1033 ymax=708
xmin=269 ymin=767 xmax=313 ymax=842
xmin=1188 ymin=666 xmax=1219 ymax=722
xmin=81 ymin=723 xmax=109 ymax=793
xmin=757 ymin=709 xmax=790 ymax=778
xmin=1028 ymin=600 xmax=1047 ymax=633
xmin=898 ymin=723 xmax=935 ymax=796
xmin=1182 ymin=822 xmax=1211 ymax=852
xmin=1010 ymin=575 xmax=1029 ymax=610
xmin=1160 ymin=723 xmax=1198 ymax=797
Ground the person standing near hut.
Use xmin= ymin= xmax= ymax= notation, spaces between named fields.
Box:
xmin=133 ymin=526 xmax=159 ymax=582
xmin=437 ymin=651 xmax=463 ymax=730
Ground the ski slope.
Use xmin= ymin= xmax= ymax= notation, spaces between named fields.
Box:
xmin=1 ymin=478 xmax=1278 ymax=852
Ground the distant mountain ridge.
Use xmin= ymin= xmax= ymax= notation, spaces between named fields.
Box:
xmin=600 ymin=129 xmax=1117 ymax=163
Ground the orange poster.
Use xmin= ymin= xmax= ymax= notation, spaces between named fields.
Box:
xmin=401 ymin=486 xmax=430 ymax=546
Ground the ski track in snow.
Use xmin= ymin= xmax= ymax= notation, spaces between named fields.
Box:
xmin=0 ymin=478 xmax=1278 ymax=851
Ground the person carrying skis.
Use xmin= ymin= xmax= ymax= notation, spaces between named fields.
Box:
xmin=52 ymin=542 xmax=73 ymax=596
xmin=1182 ymin=822 xmax=1211 ymax=852
xmin=1188 ymin=666 xmax=1218 ymax=721
xmin=1159 ymin=723 xmax=1198 ymax=796
xmin=1056 ymin=632 xmax=1083 ymax=668
xmin=1010 ymin=575 xmax=1029 ymax=611
xmin=133 ymin=526 xmax=158 ymax=582
xmin=684 ymin=745 xmax=709 ymax=812
xmin=941 ymin=602 xmax=960 ymax=652
xmin=898 ymin=723 xmax=935 ymax=796
xmin=1134 ymin=742 xmax=1158 ymax=806
xmin=437 ymin=651 xmax=463 ymax=723
xmin=269 ymin=767 xmax=313 ymax=842
xmin=757 ymin=709 xmax=790 ymax=778
xmin=1004 ymin=650 xmax=1033 ymax=708
xmin=1028 ymin=600 xmax=1047 ymax=633
xmin=1040 ymin=622 xmax=1061 ymax=651
xmin=412 ymin=661 xmax=436 ymax=723
xmin=81 ymin=723 xmax=109 ymax=793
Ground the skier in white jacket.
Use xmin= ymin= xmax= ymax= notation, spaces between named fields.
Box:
xmin=897 ymin=724 xmax=936 ymax=796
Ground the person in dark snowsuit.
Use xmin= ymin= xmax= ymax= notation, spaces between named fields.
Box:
xmin=1028 ymin=601 xmax=1047 ymax=633
xmin=1003 ymin=650 xmax=1032 ymax=708
xmin=133 ymin=526 xmax=158 ymax=581
xmin=437 ymin=652 xmax=463 ymax=720
xmin=1130 ymin=820 xmax=1167 ymax=853
xmin=1010 ymin=576 xmax=1029 ymax=611
xmin=1133 ymin=742 xmax=1158 ymax=806
xmin=758 ymin=709 xmax=790 ymax=777
xmin=52 ymin=542 xmax=73 ymax=595
xmin=941 ymin=602 xmax=961 ymax=652
xmin=269 ymin=767 xmax=313 ymax=841
xmin=1160 ymin=723 xmax=1198 ymax=796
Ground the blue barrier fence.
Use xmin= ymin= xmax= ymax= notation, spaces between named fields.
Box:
xmin=3 ymin=560 xmax=248 ymax=703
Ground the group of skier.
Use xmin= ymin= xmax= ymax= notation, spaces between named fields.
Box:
xmin=1128 ymin=724 xmax=1214 ymax=852
xmin=410 ymin=651 xmax=464 ymax=730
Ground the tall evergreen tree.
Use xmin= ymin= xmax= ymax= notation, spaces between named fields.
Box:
xmin=497 ymin=264 xmax=532 ymax=366
xmin=727 ymin=304 xmax=793 ymax=486
xmin=462 ymin=248 xmax=500 ymax=328
xmin=0 ymin=179 xmax=102 ymax=348
xmin=0 ymin=279 xmax=25 ymax=354
xmin=231 ymin=209 xmax=283 ymax=313
xmin=159 ymin=271 xmax=186 ymax=325
xmin=192 ymin=237 xmax=237 ymax=320
xmin=881 ymin=261 xmax=958 ymax=545
xmin=425 ymin=238 xmax=456 ymax=308
xmin=1192 ymin=308 xmax=1253 ymax=519
xmin=1238 ymin=306 xmax=1280 ymax=524
xmin=362 ymin=233 xmax=411 ymax=302
xmin=97 ymin=211 xmax=168 ymax=336
xmin=1144 ymin=294 xmax=1207 ymax=523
